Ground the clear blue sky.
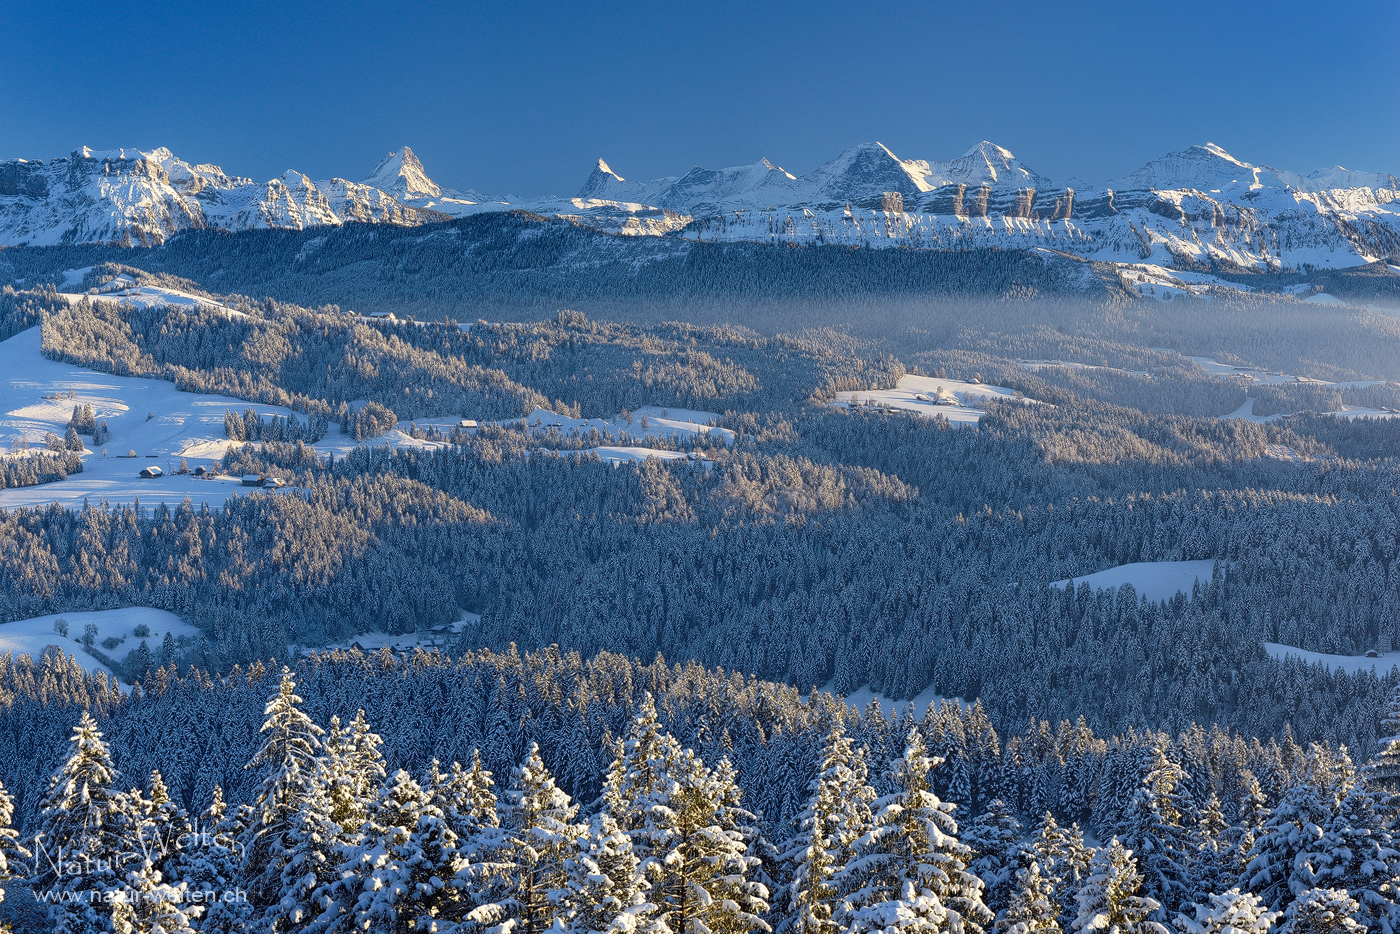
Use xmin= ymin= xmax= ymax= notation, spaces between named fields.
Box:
xmin=3 ymin=0 xmax=1396 ymax=195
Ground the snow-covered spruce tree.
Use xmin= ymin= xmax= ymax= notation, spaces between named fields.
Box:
xmin=320 ymin=715 xmax=359 ymax=835
xmin=964 ymin=800 xmax=1022 ymax=915
xmin=175 ymin=786 xmax=254 ymax=934
xmin=605 ymin=695 xmax=677 ymax=836
xmin=1279 ymin=888 xmax=1367 ymax=934
xmin=1219 ymin=777 xmax=1267 ymax=896
xmin=1027 ymin=811 xmax=1093 ymax=929
xmin=277 ymin=709 xmax=386 ymax=930
xmin=1364 ymin=681 xmax=1400 ymax=798
xmin=133 ymin=770 xmax=191 ymax=884
xmin=1170 ymin=888 xmax=1277 ymax=934
xmin=713 ymin=754 xmax=776 ymax=924
xmin=268 ymin=759 xmax=343 ymax=932
xmin=658 ymin=747 xmax=769 ymax=934
xmin=34 ymin=711 xmax=128 ymax=934
xmin=0 ymin=781 xmax=31 ymax=908
xmin=1070 ymin=838 xmax=1167 ymax=934
xmin=1246 ymin=746 xmax=1339 ymax=911
xmin=1116 ymin=743 xmax=1192 ymax=915
xmin=839 ymin=727 xmax=992 ymax=934
xmin=787 ymin=725 xmax=876 ymax=934
xmin=238 ymin=668 xmax=325 ymax=922
xmin=322 ymin=710 xmax=386 ymax=836
xmin=1060 ymin=826 xmax=1093 ymax=904
xmin=995 ymin=858 xmax=1061 ymax=934
xmin=108 ymin=857 xmax=201 ymax=934
xmin=312 ymin=767 xmax=483 ymax=934
xmin=424 ymin=752 xmax=501 ymax=860
xmin=605 ymin=695 xmax=769 ymax=934
xmin=557 ymin=810 xmax=664 ymax=934
xmin=497 ymin=742 xmax=582 ymax=934
xmin=1030 ymin=813 xmax=1069 ymax=885
xmin=1183 ymin=795 xmax=1228 ymax=910
xmin=1295 ymin=781 xmax=1400 ymax=934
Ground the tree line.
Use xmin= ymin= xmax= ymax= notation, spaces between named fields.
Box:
xmin=6 ymin=654 xmax=1400 ymax=934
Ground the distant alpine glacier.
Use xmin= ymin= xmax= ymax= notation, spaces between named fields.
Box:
xmin=2 ymin=139 xmax=1396 ymax=271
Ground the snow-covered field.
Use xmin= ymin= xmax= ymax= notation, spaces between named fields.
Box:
xmin=513 ymin=406 xmax=734 ymax=444
xmin=59 ymin=273 xmax=245 ymax=315
xmin=0 ymin=328 xmax=311 ymax=510
xmin=0 ymin=607 xmax=197 ymax=684
xmin=0 ymin=327 xmax=472 ymax=510
xmin=1187 ymin=355 xmax=1317 ymax=386
xmin=0 ymin=325 xmax=731 ymax=510
xmin=1052 ymin=559 xmax=1220 ymax=602
xmin=815 ymin=682 xmax=954 ymax=719
xmin=1115 ymin=263 xmax=1252 ymax=300
xmin=832 ymin=375 xmax=1029 ymax=425
xmin=1263 ymin=643 xmax=1400 ymax=675
xmin=1185 ymin=354 xmax=1382 ymax=390
xmin=1018 ymin=359 xmax=1149 ymax=378
xmin=590 ymin=446 xmax=709 ymax=467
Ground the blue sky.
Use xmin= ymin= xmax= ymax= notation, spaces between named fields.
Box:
xmin=3 ymin=0 xmax=1396 ymax=195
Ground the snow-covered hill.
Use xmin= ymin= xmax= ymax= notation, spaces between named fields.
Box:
xmin=4 ymin=139 xmax=1398 ymax=271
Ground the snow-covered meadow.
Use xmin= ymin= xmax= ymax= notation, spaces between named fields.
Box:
xmin=1051 ymin=559 xmax=1220 ymax=602
xmin=60 ymin=272 xmax=247 ymax=315
xmin=1263 ymin=642 xmax=1400 ymax=675
xmin=512 ymin=405 xmax=735 ymax=444
xmin=0 ymin=327 xmax=313 ymax=510
xmin=0 ymin=607 xmax=196 ymax=684
xmin=832 ymin=375 xmax=1030 ymax=425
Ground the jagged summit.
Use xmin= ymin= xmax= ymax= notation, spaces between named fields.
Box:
xmin=361 ymin=146 xmax=441 ymax=199
xmin=576 ymin=158 xmax=676 ymax=204
xmin=577 ymin=158 xmax=627 ymax=199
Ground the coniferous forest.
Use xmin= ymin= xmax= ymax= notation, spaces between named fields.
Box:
xmin=2 ymin=243 xmax=1400 ymax=931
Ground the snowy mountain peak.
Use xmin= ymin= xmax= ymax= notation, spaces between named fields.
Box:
xmin=950 ymin=140 xmax=1050 ymax=188
xmin=962 ymin=140 xmax=1016 ymax=162
xmin=898 ymin=141 xmax=1051 ymax=192
xmin=1305 ymin=165 xmax=1400 ymax=191
xmin=804 ymin=142 xmax=932 ymax=200
xmin=1200 ymin=142 xmax=1244 ymax=163
xmin=361 ymin=146 xmax=441 ymax=199
xmin=1114 ymin=143 xmax=1271 ymax=191
xmin=576 ymin=158 xmax=677 ymax=204
xmin=577 ymin=158 xmax=629 ymax=199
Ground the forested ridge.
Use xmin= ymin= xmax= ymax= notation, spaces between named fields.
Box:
xmin=0 ymin=213 xmax=1121 ymax=319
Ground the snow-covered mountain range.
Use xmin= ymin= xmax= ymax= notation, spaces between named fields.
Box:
xmin=3 ymin=140 xmax=1397 ymax=270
